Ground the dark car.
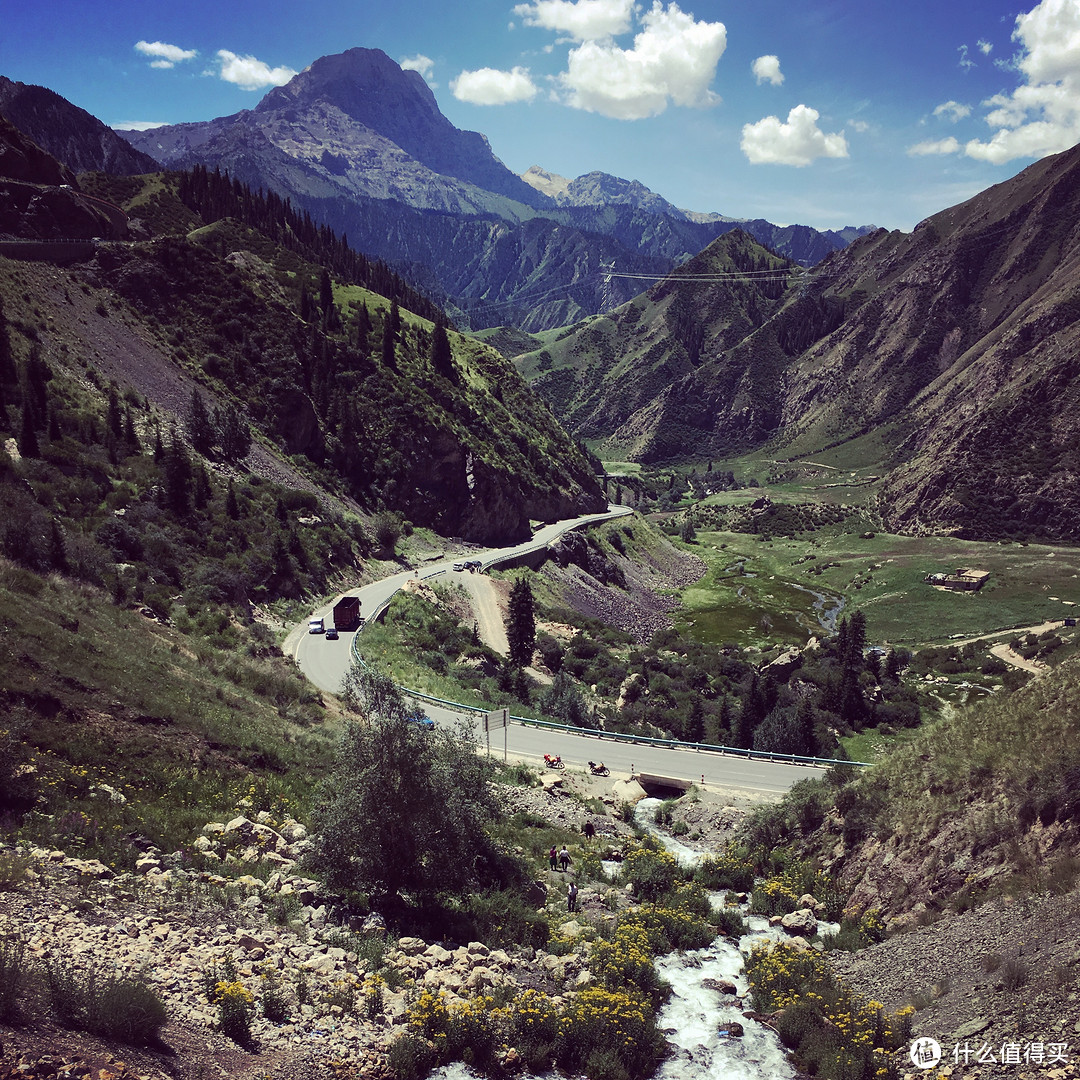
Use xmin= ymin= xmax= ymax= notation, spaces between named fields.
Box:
xmin=406 ymin=712 xmax=435 ymax=730
xmin=325 ymin=627 xmax=339 ymax=640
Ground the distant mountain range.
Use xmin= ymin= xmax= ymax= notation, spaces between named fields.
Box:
xmin=109 ymin=48 xmax=872 ymax=330
xmin=513 ymin=142 xmax=1080 ymax=541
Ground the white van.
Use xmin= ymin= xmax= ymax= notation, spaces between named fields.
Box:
xmin=308 ymin=617 xmax=325 ymax=634
xmin=452 ymin=562 xmax=465 ymax=572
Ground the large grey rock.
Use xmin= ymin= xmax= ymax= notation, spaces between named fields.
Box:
xmin=781 ymin=909 xmax=818 ymax=936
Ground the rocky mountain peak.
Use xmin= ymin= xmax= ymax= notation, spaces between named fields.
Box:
xmin=253 ymin=47 xmax=547 ymax=209
xmin=258 ymin=47 xmax=441 ymax=132
xmin=521 ymin=165 xmax=572 ymax=199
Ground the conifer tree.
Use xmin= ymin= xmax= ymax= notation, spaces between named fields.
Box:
xmin=18 ymin=401 xmax=39 ymax=458
xmin=507 ymin=576 xmax=536 ymax=668
xmin=216 ymin=403 xmax=252 ymax=463
xmin=162 ymin=437 xmax=192 ymax=514
xmin=48 ymin=518 xmax=67 ymax=572
xmin=381 ymin=315 xmax=396 ymax=370
xmin=319 ymin=267 xmax=333 ymax=314
xmin=187 ymin=389 xmax=215 ymax=455
xmin=226 ymin=480 xmax=240 ymax=520
xmin=106 ymin=386 xmax=124 ymax=440
xmin=0 ymin=296 xmax=13 ymax=391
xmin=430 ymin=319 xmax=454 ymax=379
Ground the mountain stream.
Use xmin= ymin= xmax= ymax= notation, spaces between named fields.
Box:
xmin=431 ymin=797 xmax=808 ymax=1080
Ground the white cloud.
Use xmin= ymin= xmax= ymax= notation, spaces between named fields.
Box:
xmin=848 ymin=118 xmax=871 ymax=133
xmin=134 ymin=40 xmax=197 ymax=70
xmin=112 ymin=121 xmax=169 ymax=131
xmin=513 ymin=0 xmax=635 ymax=42
xmin=965 ymin=0 xmax=1080 ymax=163
xmin=752 ymin=55 xmax=783 ymax=86
xmin=933 ymin=99 xmax=972 ymax=122
xmin=451 ymin=66 xmax=538 ymax=105
xmin=399 ymin=54 xmax=436 ymax=83
xmin=557 ymin=1 xmax=726 ymax=119
xmin=907 ymin=136 xmax=961 ymax=156
xmin=958 ymin=44 xmax=975 ymax=71
xmin=740 ymin=104 xmax=848 ymax=166
xmin=215 ymin=50 xmax=297 ymax=90
xmin=978 ymin=39 xmax=994 ymax=55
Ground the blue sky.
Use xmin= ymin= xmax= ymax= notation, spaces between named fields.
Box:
xmin=3 ymin=0 xmax=1079 ymax=231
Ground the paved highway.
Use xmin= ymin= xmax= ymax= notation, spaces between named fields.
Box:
xmin=289 ymin=505 xmax=633 ymax=694
xmin=290 ymin=504 xmax=821 ymax=797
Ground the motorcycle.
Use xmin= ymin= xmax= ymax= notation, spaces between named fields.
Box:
xmin=544 ymin=753 xmax=565 ymax=770
xmin=588 ymin=760 xmax=609 ymax=776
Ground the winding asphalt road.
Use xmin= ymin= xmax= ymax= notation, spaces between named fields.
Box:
xmin=289 ymin=504 xmax=821 ymax=797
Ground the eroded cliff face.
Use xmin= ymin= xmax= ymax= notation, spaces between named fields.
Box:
xmin=389 ymin=434 xmax=603 ymax=544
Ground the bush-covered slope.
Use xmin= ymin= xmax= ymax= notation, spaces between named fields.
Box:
xmin=746 ymin=653 xmax=1080 ymax=925
xmin=1 ymin=162 xmax=604 ymax=545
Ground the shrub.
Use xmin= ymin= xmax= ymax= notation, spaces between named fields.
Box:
xmin=0 ymin=935 xmax=27 ymax=1022
xmin=260 ymin=970 xmax=290 ymax=1022
xmin=695 ymin=851 xmax=754 ymax=892
xmin=406 ymin=990 xmax=500 ymax=1072
xmin=213 ymin=980 xmax=254 ymax=1045
xmin=556 ymin=985 xmax=666 ymax=1080
xmin=44 ymin=961 xmax=168 ymax=1045
xmin=711 ymin=905 xmax=747 ymax=937
xmin=506 ymin=988 xmax=560 ymax=1072
xmin=747 ymin=943 xmax=913 ymax=1080
xmin=622 ymin=845 xmax=678 ymax=903
xmin=998 ymin=957 xmax=1027 ymax=991
xmin=388 ymin=1031 xmax=437 ymax=1080
xmin=749 ymin=878 xmax=800 ymax=916
xmin=311 ymin=668 xmax=505 ymax=901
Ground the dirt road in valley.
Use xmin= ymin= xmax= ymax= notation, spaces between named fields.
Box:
xmin=454 ymin=567 xmax=508 ymax=655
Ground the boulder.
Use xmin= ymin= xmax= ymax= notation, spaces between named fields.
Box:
xmin=781 ymin=909 xmax=818 ymax=936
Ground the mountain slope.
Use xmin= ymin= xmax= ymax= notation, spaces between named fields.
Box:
xmin=516 ymin=142 xmax=1080 ymax=541
xmin=1 ymin=144 xmax=604 ymax=543
xmin=0 ymin=115 xmax=123 ymax=239
xmin=0 ymin=75 xmax=159 ymax=175
xmin=516 ymin=229 xmax=799 ymax=458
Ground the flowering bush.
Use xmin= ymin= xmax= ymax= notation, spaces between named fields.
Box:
xmin=406 ymin=989 xmax=500 ymax=1070
xmin=747 ymin=943 xmax=913 ymax=1080
xmin=505 ymin=988 xmax=560 ymax=1072
xmin=590 ymin=923 xmax=667 ymax=1005
xmin=557 ymin=985 xmax=665 ymax=1080
xmin=622 ymin=844 xmax=678 ymax=902
xmin=213 ymin=979 xmax=254 ymax=1045
xmin=695 ymin=850 xmax=755 ymax=892
xmin=750 ymin=877 xmax=801 ymax=916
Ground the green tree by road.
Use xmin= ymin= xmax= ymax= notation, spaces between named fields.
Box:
xmin=309 ymin=667 xmax=503 ymax=902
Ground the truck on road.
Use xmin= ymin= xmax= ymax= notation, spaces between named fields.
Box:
xmin=333 ymin=595 xmax=362 ymax=631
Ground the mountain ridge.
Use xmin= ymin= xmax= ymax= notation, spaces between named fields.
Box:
xmin=112 ymin=49 xmax=862 ymax=328
xmin=515 ymin=141 xmax=1080 ymax=541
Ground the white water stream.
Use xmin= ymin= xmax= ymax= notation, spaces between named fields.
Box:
xmin=634 ymin=797 xmax=796 ymax=1080
xmin=432 ymin=797 xmax=805 ymax=1080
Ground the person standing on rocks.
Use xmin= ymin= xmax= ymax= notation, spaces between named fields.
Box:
xmin=568 ymin=882 xmax=578 ymax=912
xmin=583 ymin=821 xmax=595 ymax=842
xmin=559 ymin=846 xmax=571 ymax=872
xmin=549 ymin=845 xmax=557 ymax=871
